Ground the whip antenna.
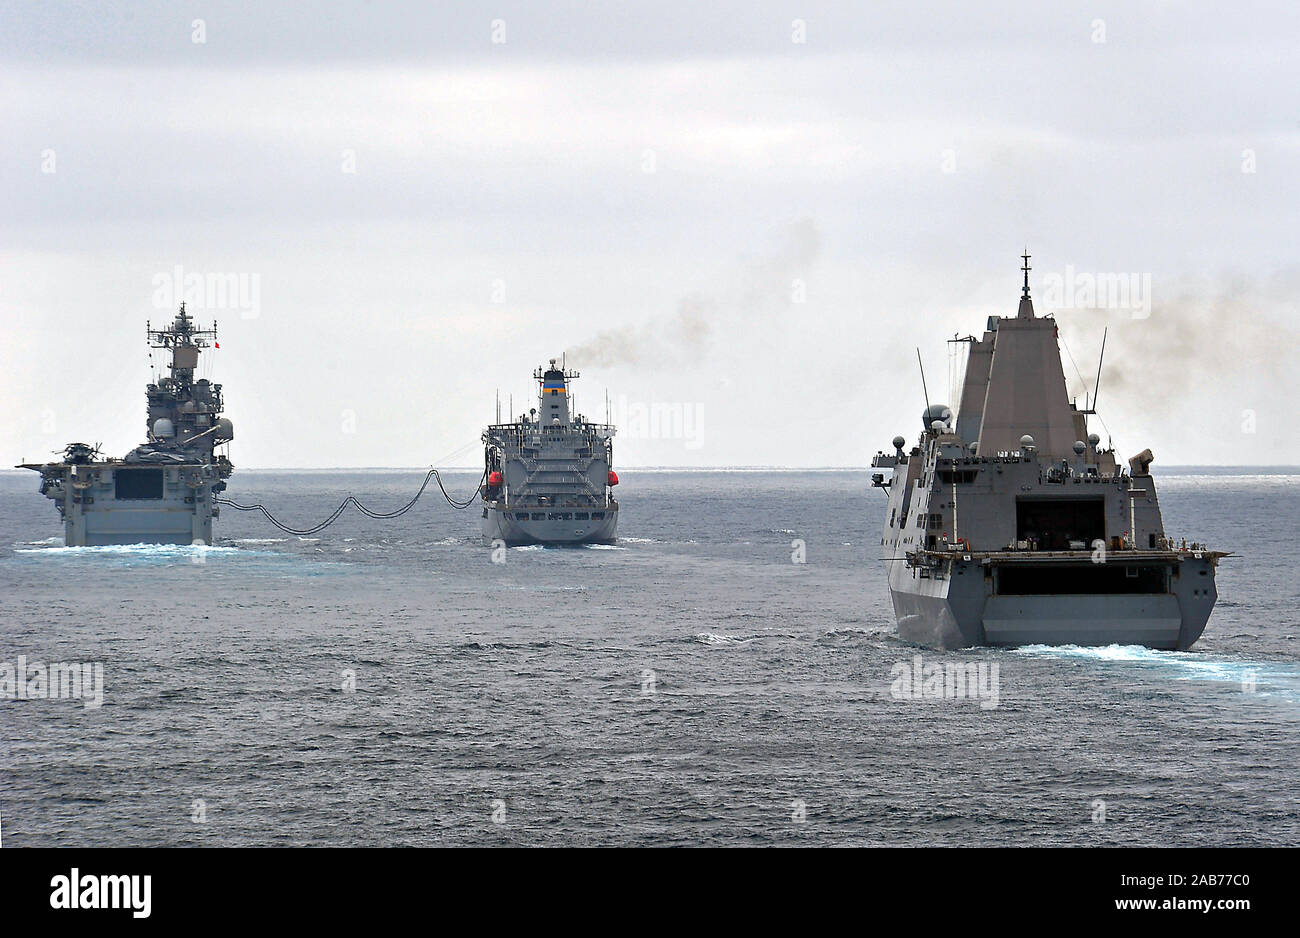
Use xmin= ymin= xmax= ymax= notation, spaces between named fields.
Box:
xmin=917 ymin=348 xmax=932 ymax=415
xmin=1093 ymin=327 xmax=1108 ymax=411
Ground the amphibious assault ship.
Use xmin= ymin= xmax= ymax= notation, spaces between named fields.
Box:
xmin=19 ymin=304 xmax=234 ymax=546
xmin=480 ymin=360 xmax=618 ymax=545
xmin=870 ymin=255 xmax=1223 ymax=650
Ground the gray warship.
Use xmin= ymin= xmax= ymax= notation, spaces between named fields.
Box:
xmin=480 ymin=360 xmax=619 ymax=545
xmin=19 ymin=304 xmax=234 ymax=547
xmin=870 ymin=255 xmax=1224 ymax=650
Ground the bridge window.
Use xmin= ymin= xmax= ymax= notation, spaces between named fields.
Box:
xmin=938 ymin=469 xmax=978 ymax=484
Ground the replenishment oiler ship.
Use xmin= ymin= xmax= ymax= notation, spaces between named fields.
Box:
xmin=19 ymin=304 xmax=234 ymax=546
xmin=870 ymin=255 xmax=1224 ymax=650
xmin=480 ymin=360 xmax=619 ymax=545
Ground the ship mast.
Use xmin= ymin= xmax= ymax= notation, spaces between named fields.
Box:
xmin=146 ymin=302 xmax=218 ymax=389
xmin=143 ymin=303 xmax=228 ymax=453
xmin=1017 ymin=249 xmax=1035 ymax=318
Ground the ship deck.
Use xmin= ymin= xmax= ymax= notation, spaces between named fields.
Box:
xmin=916 ymin=548 xmax=1230 ymax=563
xmin=17 ymin=459 xmax=209 ymax=470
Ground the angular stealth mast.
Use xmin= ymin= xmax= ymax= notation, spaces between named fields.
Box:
xmin=871 ymin=253 xmax=1224 ymax=650
xmin=955 ymin=251 xmax=1084 ymax=460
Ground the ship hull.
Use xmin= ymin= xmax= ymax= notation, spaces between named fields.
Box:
xmin=65 ymin=502 xmax=214 ymax=547
xmin=886 ymin=552 xmax=1217 ymax=650
xmin=480 ymin=504 xmax=618 ymax=546
xmin=25 ymin=462 xmax=221 ymax=547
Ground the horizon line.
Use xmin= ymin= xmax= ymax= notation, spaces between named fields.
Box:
xmin=7 ymin=464 xmax=1300 ymax=473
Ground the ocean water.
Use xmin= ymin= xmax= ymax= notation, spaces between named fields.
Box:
xmin=1 ymin=467 xmax=1297 ymax=847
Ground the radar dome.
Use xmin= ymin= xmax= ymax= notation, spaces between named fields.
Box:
xmin=922 ymin=404 xmax=953 ymax=429
xmin=152 ymin=418 xmax=175 ymax=438
xmin=892 ymin=436 xmax=906 ymax=451
xmin=1087 ymin=432 xmax=1101 ymax=446
xmin=1019 ymin=434 xmax=1035 ymax=449
xmin=214 ymin=417 xmax=234 ymax=443
xmin=1073 ymin=440 xmax=1086 ymax=455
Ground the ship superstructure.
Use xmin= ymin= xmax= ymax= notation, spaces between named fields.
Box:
xmin=480 ymin=360 xmax=618 ymax=545
xmin=19 ymin=304 xmax=235 ymax=546
xmin=870 ymin=255 xmax=1223 ymax=649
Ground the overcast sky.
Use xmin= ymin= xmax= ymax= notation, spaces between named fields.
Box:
xmin=2 ymin=1 xmax=1297 ymax=468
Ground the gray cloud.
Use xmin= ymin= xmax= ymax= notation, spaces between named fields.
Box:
xmin=12 ymin=2 xmax=1289 ymax=65
xmin=2 ymin=3 xmax=1298 ymax=466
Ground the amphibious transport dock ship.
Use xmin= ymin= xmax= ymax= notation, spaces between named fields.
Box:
xmin=19 ymin=304 xmax=234 ymax=547
xmin=870 ymin=256 xmax=1223 ymax=650
xmin=480 ymin=360 xmax=618 ymax=545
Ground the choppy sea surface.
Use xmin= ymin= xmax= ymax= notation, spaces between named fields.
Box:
xmin=1 ymin=467 xmax=1297 ymax=846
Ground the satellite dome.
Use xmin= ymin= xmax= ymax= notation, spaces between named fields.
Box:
xmin=930 ymin=420 xmax=946 ymax=433
xmin=969 ymin=443 xmax=979 ymax=455
xmin=892 ymin=436 xmax=906 ymax=450
xmin=922 ymin=404 xmax=953 ymax=430
xmin=1019 ymin=434 xmax=1035 ymax=448
xmin=152 ymin=418 xmax=175 ymax=438
xmin=214 ymin=417 xmax=234 ymax=442
xmin=1073 ymin=440 xmax=1086 ymax=455
xmin=1087 ymin=432 xmax=1101 ymax=446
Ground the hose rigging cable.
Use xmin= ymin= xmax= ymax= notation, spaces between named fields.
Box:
xmin=214 ymin=468 xmax=484 ymax=536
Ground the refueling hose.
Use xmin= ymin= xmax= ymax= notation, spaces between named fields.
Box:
xmin=214 ymin=468 xmax=485 ymax=536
